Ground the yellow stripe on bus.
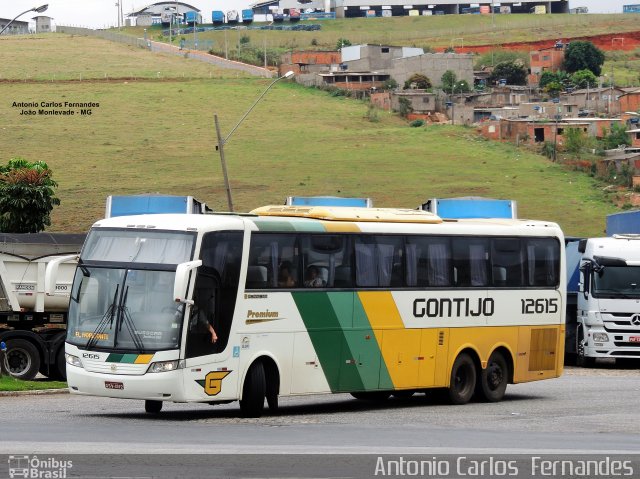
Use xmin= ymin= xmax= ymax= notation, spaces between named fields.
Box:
xmin=358 ymin=291 xmax=429 ymax=389
xmin=320 ymin=221 xmax=361 ymax=232
xmin=134 ymin=354 xmax=154 ymax=364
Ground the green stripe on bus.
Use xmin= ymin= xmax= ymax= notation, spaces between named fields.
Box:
xmin=293 ymin=291 xmax=393 ymax=393
xmin=353 ymin=294 xmax=394 ymax=390
xmin=106 ymin=353 xmax=138 ymax=364
xmin=292 ymin=291 xmax=362 ymax=392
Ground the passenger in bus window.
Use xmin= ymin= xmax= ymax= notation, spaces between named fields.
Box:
xmin=278 ymin=261 xmax=296 ymax=288
xmin=304 ymin=265 xmax=326 ymax=287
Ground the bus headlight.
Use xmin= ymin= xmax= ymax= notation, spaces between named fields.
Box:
xmin=592 ymin=333 xmax=609 ymax=342
xmin=147 ymin=360 xmax=182 ymax=373
xmin=65 ymin=353 xmax=83 ymax=368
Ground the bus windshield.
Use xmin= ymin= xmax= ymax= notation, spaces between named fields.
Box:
xmin=593 ymin=266 xmax=640 ymax=299
xmin=67 ymin=266 xmax=184 ymax=351
xmin=67 ymin=228 xmax=196 ymax=351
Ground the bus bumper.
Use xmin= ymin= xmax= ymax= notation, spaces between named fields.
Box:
xmin=66 ymin=365 xmax=187 ymax=402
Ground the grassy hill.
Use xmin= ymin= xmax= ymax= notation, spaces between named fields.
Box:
xmin=122 ymin=14 xmax=640 ymax=52
xmin=0 ymin=33 xmax=619 ymax=236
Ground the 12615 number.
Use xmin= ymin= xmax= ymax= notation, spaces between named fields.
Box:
xmin=521 ymin=298 xmax=558 ymax=314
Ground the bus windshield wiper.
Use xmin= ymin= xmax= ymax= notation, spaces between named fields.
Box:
xmin=86 ymin=284 xmax=119 ymax=350
xmin=116 ymin=286 xmax=146 ymax=353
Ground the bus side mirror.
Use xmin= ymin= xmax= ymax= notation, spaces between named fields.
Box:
xmin=174 ymin=260 xmax=202 ymax=303
xmin=44 ymin=254 xmax=79 ymax=295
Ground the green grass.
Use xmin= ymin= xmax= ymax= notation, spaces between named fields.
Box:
xmin=0 ymin=33 xmax=622 ymax=237
xmin=0 ymin=375 xmax=66 ymax=391
xmin=121 ymin=14 xmax=640 ymax=52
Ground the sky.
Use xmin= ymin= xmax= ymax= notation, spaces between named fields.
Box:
xmin=0 ymin=0 xmax=633 ymax=29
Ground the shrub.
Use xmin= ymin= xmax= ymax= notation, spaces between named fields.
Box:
xmin=410 ymin=119 xmax=425 ymax=127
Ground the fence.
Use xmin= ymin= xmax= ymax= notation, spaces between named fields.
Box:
xmin=57 ymin=26 xmax=272 ymax=78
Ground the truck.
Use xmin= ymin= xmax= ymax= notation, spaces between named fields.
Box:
xmin=607 ymin=210 xmax=640 ymax=235
xmin=227 ymin=10 xmax=239 ymax=23
xmin=567 ymin=235 xmax=640 ymax=366
xmin=105 ymin=194 xmax=210 ymax=218
xmin=0 ymin=233 xmax=85 ymax=380
xmin=420 ymin=197 xmax=517 ymax=219
xmin=212 ymin=10 xmax=225 ymax=24
xmin=241 ymin=9 xmax=254 ymax=23
xmin=184 ymin=11 xmax=202 ymax=25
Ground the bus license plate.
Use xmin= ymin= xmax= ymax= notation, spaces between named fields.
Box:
xmin=105 ymin=381 xmax=124 ymax=390
xmin=629 ymin=337 xmax=640 ymax=343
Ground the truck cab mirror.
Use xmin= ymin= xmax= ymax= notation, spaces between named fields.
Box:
xmin=173 ymin=260 xmax=202 ymax=303
xmin=44 ymin=254 xmax=79 ymax=295
xmin=579 ymin=261 xmax=590 ymax=299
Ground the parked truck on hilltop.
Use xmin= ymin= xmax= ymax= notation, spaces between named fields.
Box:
xmin=0 ymin=233 xmax=85 ymax=380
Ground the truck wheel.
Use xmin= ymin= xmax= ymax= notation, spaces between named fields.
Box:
xmin=145 ymin=400 xmax=163 ymax=414
xmin=447 ymin=353 xmax=476 ymax=405
xmin=239 ymin=362 xmax=266 ymax=418
xmin=576 ymin=327 xmax=595 ymax=368
xmin=477 ymin=351 xmax=508 ymax=402
xmin=48 ymin=347 xmax=67 ymax=381
xmin=5 ymin=339 xmax=40 ymax=380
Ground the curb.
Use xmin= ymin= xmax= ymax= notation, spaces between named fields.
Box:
xmin=0 ymin=388 xmax=69 ymax=397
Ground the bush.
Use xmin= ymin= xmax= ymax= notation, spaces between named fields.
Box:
xmin=541 ymin=141 xmax=556 ymax=160
xmin=366 ymin=103 xmax=380 ymax=123
xmin=398 ymin=97 xmax=412 ymax=118
xmin=404 ymin=73 xmax=432 ymax=90
xmin=409 ymin=119 xmax=425 ymax=127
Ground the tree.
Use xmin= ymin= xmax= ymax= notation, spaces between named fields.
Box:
xmin=336 ymin=38 xmax=351 ymax=50
xmin=563 ymin=41 xmax=605 ymax=76
xmin=539 ymin=71 xmax=560 ymax=89
xmin=403 ymin=73 xmax=432 ymax=90
xmin=0 ymin=158 xmax=60 ymax=233
xmin=570 ymin=69 xmax=598 ymax=89
xmin=544 ymin=81 xmax=563 ymax=98
xmin=488 ymin=60 xmax=527 ymax=86
xmin=441 ymin=70 xmax=471 ymax=94
xmin=601 ymin=123 xmax=631 ymax=150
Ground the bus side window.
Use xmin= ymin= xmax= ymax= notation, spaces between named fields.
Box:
xmin=452 ymin=238 xmax=489 ymax=287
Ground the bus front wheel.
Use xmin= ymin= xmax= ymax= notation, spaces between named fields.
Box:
xmin=447 ymin=353 xmax=476 ymax=405
xmin=240 ymin=362 xmax=266 ymax=418
xmin=477 ymin=351 xmax=508 ymax=402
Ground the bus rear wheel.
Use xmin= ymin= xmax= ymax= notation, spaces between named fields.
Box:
xmin=447 ymin=353 xmax=476 ymax=405
xmin=145 ymin=400 xmax=163 ymax=414
xmin=240 ymin=362 xmax=266 ymax=418
xmin=477 ymin=351 xmax=508 ymax=402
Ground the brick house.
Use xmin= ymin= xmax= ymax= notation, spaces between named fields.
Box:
xmin=529 ymin=47 xmax=565 ymax=86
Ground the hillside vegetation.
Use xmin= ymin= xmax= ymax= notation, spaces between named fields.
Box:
xmin=0 ymin=33 xmax=619 ymax=236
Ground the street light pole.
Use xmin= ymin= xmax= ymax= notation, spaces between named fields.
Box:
xmin=0 ymin=4 xmax=48 ymax=35
xmin=215 ymin=71 xmax=295 ymax=212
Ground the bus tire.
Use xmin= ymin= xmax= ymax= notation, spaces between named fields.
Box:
xmin=145 ymin=400 xmax=163 ymax=414
xmin=447 ymin=353 xmax=476 ymax=405
xmin=5 ymin=339 xmax=40 ymax=380
xmin=576 ymin=327 xmax=595 ymax=368
xmin=477 ymin=351 xmax=508 ymax=402
xmin=266 ymin=374 xmax=279 ymax=412
xmin=50 ymin=347 xmax=67 ymax=381
xmin=240 ymin=362 xmax=266 ymax=418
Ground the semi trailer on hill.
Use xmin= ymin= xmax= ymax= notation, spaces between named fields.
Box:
xmin=0 ymin=233 xmax=85 ymax=380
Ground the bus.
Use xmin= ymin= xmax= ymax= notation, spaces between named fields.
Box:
xmin=57 ymin=205 xmax=565 ymax=417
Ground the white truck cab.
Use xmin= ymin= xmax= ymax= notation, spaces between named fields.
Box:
xmin=577 ymin=235 xmax=640 ymax=366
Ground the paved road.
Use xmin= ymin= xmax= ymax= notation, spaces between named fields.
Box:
xmin=1 ymin=366 xmax=640 ymax=456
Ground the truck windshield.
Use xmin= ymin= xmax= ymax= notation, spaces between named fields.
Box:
xmin=592 ymin=266 xmax=640 ymax=299
xmin=67 ymin=267 xmax=183 ymax=351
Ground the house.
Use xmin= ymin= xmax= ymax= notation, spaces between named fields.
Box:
xmin=627 ymin=129 xmax=640 ymax=148
xmin=620 ymin=89 xmax=640 ymax=113
xmin=478 ymin=118 xmax=591 ymax=146
xmin=278 ymin=51 xmax=341 ymax=82
xmin=32 ymin=16 xmax=53 ymax=33
xmin=566 ymin=87 xmax=626 ymax=116
xmin=529 ymin=47 xmax=565 ymax=86
xmin=0 ymin=18 xmax=29 ymax=35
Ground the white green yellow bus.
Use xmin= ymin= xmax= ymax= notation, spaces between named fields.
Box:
xmin=58 ymin=205 xmax=565 ymax=417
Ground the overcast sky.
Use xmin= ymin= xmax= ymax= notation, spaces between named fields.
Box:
xmin=1 ymin=1 xmax=633 ymax=29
